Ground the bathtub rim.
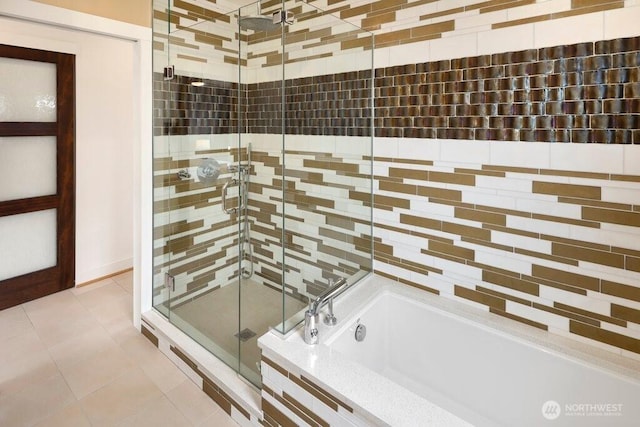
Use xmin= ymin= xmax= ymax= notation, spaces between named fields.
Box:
xmin=324 ymin=287 xmax=640 ymax=387
xmin=259 ymin=274 xmax=640 ymax=426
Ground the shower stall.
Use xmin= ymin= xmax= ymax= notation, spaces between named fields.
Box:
xmin=152 ymin=0 xmax=374 ymax=388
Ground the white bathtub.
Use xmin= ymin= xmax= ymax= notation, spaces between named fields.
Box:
xmin=259 ymin=276 xmax=640 ymax=426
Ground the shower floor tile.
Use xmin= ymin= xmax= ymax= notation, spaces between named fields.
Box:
xmin=171 ymin=279 xmax=307 ymax=385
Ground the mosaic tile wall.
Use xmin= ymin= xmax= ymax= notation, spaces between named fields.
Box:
xmin=246 ymin=135 xmax=373 ymax=300
xmin=152 ymin=134 xmax=373 ymax=307
xmin=152 ymin=0 xmax=640 ymax=358
xmin=152 ymin=140 xmax=244 ymax=306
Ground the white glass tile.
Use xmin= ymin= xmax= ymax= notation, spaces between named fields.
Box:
xmin=0 ymin=209 xmax=57 ymax=281
xmin=0 ymin=137 xmax=56 ymax=202
xmin=0 ymin=57 xmax=56 ymax=122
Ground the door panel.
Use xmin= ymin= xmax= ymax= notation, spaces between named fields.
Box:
xmin=0 ymin=44 xmax=75 ymax=309
xmin=0 ymin=136 xmax=57 ymax=201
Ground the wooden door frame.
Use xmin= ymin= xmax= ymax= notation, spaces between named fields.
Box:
xmin=0 ymin=44 xmax=75 ymax=309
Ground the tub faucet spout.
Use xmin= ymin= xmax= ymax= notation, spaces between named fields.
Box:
xmin=304 ymin=278 xmax=348 ymax=345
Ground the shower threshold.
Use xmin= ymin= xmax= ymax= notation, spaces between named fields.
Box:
xmin=141 ymin=310 xmax=262 ymax=424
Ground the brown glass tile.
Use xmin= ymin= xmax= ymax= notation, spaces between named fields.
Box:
xmin=400 ymin=213 xmax=441 ymax=231
xmin=477 ymin=285 xmax=532 ymax=306
xmin=540 ymin=233 xmax=610 ymax=252
xmin=483 ymin=270 xmax=539 ymax=296
xmin=570 ymin=320 xmax=640 ymax=354
xmin=533 ymin=302 xmax=600 ymax=326
xmin=262 ymin=356 xmax=289 ymax=377
xmin=455 ymin=285 xmax=506 ymax=311
xmin=582 ymin=206 xmax=640 ymax=227
xmin=428 ymin=240 xmax=475 ymax=261
xmin=492 ymin=14 xmax=550 ymax=30
xmin=262 ymin=398 xmax=297 ymax=427
xmin=300 ymin=375 xmax=354 ymax=412
xmin=140 ymin=325 xmax=158 ymax=347
xmin=552 ymin=242 xmax=624 ymax=268
xmin=611 ymin=304 xmax=640 ymax=324
xmin=454 ymin=207 xmax=506 ymax=226
xmin=490 ymin=307 xmax=548 ymax=330
xmin=522 ymin=274 xmax=588 ymax=295
xmin=276 ymin=391 xmax=328 ymax=427
xmin=602 ymin=280 xmax=640 ymax=302
xmin=596 ymin=36 xmax=640 ymax=54
xmin=532 ymin=213 xmax=600 ymax=228
xmin=417 ymin=185 xmax=462 ymax=201
xmin=532 ymin=181 xmax=601 ymax=200
xmin=442 ymin=221 xmax=491 ymax=241
xmin=626 ymin=257 xmax=640 ymax=272
xmin=531 ymin=264 xmax=599 ymax=291
xmin=555 ymin=302 xmax=627 ymax=327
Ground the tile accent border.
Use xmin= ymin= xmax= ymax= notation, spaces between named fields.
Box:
xmin=373 ymin=36 xmax=640 ymax=143
xmin=155 ymin=35 xmax=639 ymax=143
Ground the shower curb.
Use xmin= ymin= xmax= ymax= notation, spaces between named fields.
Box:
xmin=140 ymin=311 xmax=263 ymax=426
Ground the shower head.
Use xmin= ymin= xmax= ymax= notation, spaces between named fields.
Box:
xmin=239 ymin=15 xmax=279 ymax=32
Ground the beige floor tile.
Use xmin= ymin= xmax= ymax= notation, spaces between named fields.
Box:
xmin=138 ymin=350 xmax=189 ymax=393
xmin=103 ymin=316 xmax=141 ymax=344
xmin=0 ymin=305 xmax=33 ymax=341
xmin=0 ymin=328 xmax=47 ymax=362
xmin=33 ymin=402 xmax=91 ymax=427
xmin=0 ymin=347 xmax=59 ymax=396
xmin=79 ymin=367 xmax=163 ymax=425
xmin=87 ymin=292 xmax=132 ymax=326
xmin=0 ymin=273 xmax=240 ymax=427
xmin=22 ymin=289 xmax=79 ymax=316
xmin=112 ymin=271 xmax=134 ymax=294
xmin=47 ymin=323 xmax=117 ymax=372
xmin=115 ymin=395 xmax=191 ymax=427
xmin=61 ymin=345 xmax=135 ymax=399
xmin=75 ymin=281 xmax=129 ymax=311
xmin=0 ymin=372 xmax=76 ymax=426
xmin=197 ymin=408 xmax=241 ymax=427
xmin=119 ymin=332 xmax=164 ymax=362
xmin=165 ymin=378 xmax=220 ymax=426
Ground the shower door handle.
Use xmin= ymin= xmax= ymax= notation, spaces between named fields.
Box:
xmin=221 ymin=178 xmax=238 ymax=214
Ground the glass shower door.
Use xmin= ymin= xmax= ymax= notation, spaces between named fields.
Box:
xmin=154 ymin=13 xmax=243 ymax=379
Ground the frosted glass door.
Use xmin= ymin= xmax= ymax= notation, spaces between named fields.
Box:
xmin=0 ymin=44 xmax=75 ymax=309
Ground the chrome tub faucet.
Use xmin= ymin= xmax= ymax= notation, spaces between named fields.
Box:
xmin=304 ymin=277 xmax=348 ymax=345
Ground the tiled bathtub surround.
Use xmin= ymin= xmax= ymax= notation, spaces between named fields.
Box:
xmin=373 ymin=139 xmax=640 ymax=356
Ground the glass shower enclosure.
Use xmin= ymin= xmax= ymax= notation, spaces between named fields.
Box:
xmin=152 ymin=0 xmax=374 ymax=387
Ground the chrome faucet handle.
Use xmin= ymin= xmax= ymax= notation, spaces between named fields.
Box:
xmin=323 ymin=297 xmax=337 ymax=326
xmin=304 ymin=309 xmax=319 ymax=345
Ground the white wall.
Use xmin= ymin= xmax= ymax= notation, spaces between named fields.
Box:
xmin=0 ymin=15 xmax=136 ymax=284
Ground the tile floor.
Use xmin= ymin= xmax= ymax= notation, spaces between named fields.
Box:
xmin=172 ymin=279 xmax=306 ymax=386
xmin=0 ymin=271 xmax=239 ymax=427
